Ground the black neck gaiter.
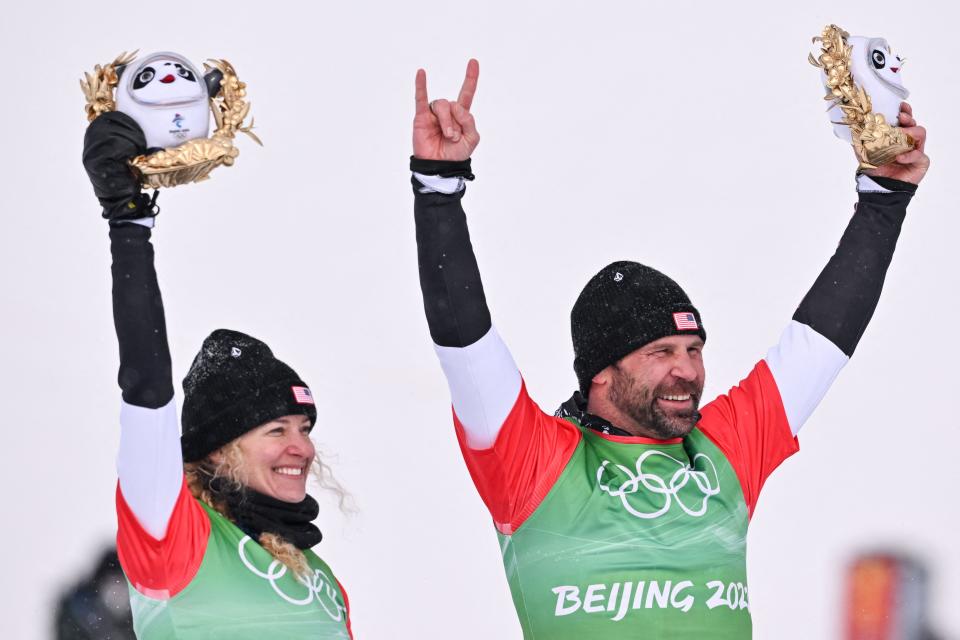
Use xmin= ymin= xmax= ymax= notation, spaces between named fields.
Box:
xmin=209 ymin=478 xmax=323 ymax=550
xmin=555 ymin=390 xmax=634 ymax=437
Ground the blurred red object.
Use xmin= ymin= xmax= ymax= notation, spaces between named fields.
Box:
xmin=844 ymin=552 xmax=938 ymax=640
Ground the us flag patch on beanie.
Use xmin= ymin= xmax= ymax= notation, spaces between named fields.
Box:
xmin=673 ymin=312 xmax=699 ymax=330
xmin=292 ymin=386 xmax=315 ymax=405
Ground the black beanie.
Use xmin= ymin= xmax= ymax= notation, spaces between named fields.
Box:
xmin=180 ymin=329 xmax=317 ymax=462
xmin=571 ymin=261 xmax=706 ymax=396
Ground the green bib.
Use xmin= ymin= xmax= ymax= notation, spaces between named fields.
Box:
xmin=128 ymin=502 xmax=350 ymax=639
xmin=499 ymin=424 xmax=752 ymax=639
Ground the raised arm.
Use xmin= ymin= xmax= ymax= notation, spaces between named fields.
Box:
xmin=412 ymin=63 xmax=583 ymax=534
xmin=83 ymin=112 xmax=183 ymax=539
xmin=411 ymin=61 xmax=523 ymax=450
xmin=764 ymin=103 xmax=929 ymax=436
xmin=687 ymin=105 xmax=928 ymax=516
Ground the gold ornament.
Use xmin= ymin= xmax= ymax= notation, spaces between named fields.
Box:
xmin=809 ymin=24 xmax=913 ymax=169
xmin=80 ymin=51 xmax=137 ymax=121
xmin=80 ymin=54 xmax=261 ymax=188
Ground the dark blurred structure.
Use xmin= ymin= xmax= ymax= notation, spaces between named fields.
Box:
xmin=54 ymin=547 xmax=135 ymax=639
xmin=845 ymin=551 xmax=943 ymax=640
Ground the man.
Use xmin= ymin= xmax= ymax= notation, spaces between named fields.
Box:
xmin=410 ymin=60 xmax=928 ymax=638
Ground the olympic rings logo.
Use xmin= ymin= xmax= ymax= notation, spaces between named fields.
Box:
xmin=596 ymin=451 xmax=721 ymax=519
xmin=238 ymin=536 xmax=346 ymax=620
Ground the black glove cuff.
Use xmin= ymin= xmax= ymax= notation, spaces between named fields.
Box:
xmin=105 ymin=191 xmax=160 ymax=226
xmin=409 ymin=156 xmax=475 ymax=180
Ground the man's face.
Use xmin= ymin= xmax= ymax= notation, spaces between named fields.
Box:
xmin=603 ymin=335 xmax=706 ymax=439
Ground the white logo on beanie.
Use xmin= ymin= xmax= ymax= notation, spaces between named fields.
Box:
xmin=231 ymin=347 xmax=242 ymax=358
xmin=613 ymin=272 xmax=624 ymax=282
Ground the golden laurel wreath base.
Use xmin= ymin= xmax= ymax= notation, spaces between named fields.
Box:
xmin=809 ymin=24 xmax=914 ymax=169
xmin=80 ymin=53 xmax=261 ymax=189
xmin=80 ymin=51 xmax=136 ymax=120
xmin=133 ymin=137 xmax=241 ymax=188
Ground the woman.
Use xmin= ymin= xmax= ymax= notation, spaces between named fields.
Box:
xmin=83 ymin=111 xmax=353 ymax=639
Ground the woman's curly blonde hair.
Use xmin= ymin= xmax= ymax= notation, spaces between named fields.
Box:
xmin=184 ymin=441 xmax=349 ymax=578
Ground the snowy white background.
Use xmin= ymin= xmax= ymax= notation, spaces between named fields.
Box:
xmin=1 ymin=1 xmax=958 ymax=638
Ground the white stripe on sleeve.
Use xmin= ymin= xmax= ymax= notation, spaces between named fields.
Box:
xmin=116 ymin=399 xmax=184 ymax=539
xmin=434 ymin=325 xmax=522 ymax=450
xmin=764 ymin=320 xmax=850 ymax=436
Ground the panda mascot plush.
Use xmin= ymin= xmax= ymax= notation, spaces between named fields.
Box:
xmin=811 ymin=25 xmax=914 ymax=167
xmin=81 ymin=50 xmax=256 ymax=188
xmin=826 ymin=36 xmax=909 ymax=144
xmin=114 ymin=51 xmax=223 ymax=150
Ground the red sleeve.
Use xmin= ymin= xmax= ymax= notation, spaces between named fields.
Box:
xmin=337 ymin=579 xmax=354 ymax=639
xmin=116 ymin=476 xmax=211 ymax=599
xmin=697 ymin=359 xmax=799 ymax=519
xmin=454 ymin=379 xmax=582 ymax=534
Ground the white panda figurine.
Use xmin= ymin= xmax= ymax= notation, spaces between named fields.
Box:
xmin=115 ymin=51 xmax=219 ymax=150
xmin=827 ymin=36 xmax=909 ymax=143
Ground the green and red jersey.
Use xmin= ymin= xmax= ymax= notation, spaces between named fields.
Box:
xmin=116 ymin=478 xmax=352 ymax=639
xmin=453 ymin=361 xmax=797 ymax=638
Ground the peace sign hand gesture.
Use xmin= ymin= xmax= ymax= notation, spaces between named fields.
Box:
xmin=413 ymin=59 xmax=480 ymax=162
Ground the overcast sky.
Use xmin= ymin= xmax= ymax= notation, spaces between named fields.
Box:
xmin=1 ymin=1 xmax=957 ymax=638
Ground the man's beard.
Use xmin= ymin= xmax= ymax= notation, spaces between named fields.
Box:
xmin=608 ymin=368 xmax=703 ymax=439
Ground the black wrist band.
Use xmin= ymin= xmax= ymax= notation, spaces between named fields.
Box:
xmin=409 ymin=156 xmax=475 ymax=180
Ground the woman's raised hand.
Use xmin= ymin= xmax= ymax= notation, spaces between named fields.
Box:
xmin=82 ymin=112 xmax=156 ymax=223
xmin=413 ymin=59 xmax=480 ymax=162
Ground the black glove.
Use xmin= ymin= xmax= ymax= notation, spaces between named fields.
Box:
xmin=82 ymin=111 xmax=157 ymax=224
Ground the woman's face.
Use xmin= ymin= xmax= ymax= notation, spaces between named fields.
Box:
xmin=235 ymin=414 xmax=316 ymax=503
